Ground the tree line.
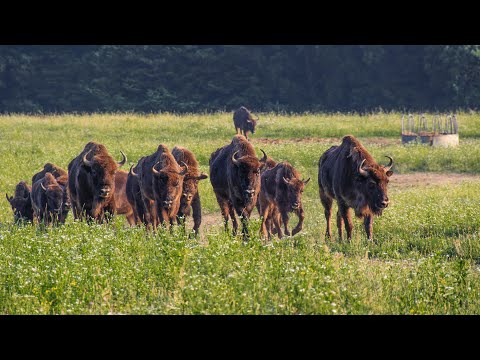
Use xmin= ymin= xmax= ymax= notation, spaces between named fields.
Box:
xmin=0 ymin=45 xmax=479 ymax=114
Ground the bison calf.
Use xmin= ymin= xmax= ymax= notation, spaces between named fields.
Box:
xmin=318 ymin=135 xmax=393 ymax=241
xmin=172 ymin=146 xmax=208 ymax=236
xmin=31 ymin=172 xmax=69 ymax=225
xmin=259 ymin=161 xmax=310 ymax=239
xmin=114 ymin=169 xmax=136 ymax=226
xmin=6 ymin=181 xmax=34 ymax=223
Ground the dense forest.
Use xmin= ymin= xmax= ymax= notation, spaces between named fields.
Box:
xmin=0 ymin=45 xmax=479 ymax=113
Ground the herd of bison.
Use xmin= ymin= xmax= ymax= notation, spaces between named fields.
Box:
xmin=5 ymin=107 xmax=394 ymax=241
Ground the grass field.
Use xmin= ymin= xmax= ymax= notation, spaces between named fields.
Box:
xmin=1 ymin=112 xmax=480 ymax=314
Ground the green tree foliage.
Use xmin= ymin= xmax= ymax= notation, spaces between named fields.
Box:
xmin=0 ymin=45 xmax=479 ymax=113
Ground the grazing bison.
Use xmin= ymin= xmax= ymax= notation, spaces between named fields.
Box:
xmin=68 ymin=141 xmax=126 ymax=223
xmin=31 ymin=172 xmax=69 ymax=225
xmin=114 ymin=169 xmax=136 ymax=226
xmin=172 ymin=146 xmax=208 ymax=236
xmin=126 ymin=158 xmax=147 ymax=226
xmin=233 ymin=106 xmax=258 ymax=141
xmin=209 ymin=134 xmax=267 ymax=239
xmin=6 ymin=181 xmax=33 ymax=223
xmin=318 ymin=135 xmax=393 ymax=241
xmin=135 ymin=144 xmax=188 ymax=230
xmin=32 ymin=163 xmax=67 ymax=185
xmin=259 ymin=161 xmax=310 ymax=239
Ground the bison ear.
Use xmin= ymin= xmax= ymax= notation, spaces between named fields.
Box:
xmin=303 ymin=178 xmax=311 ymax=185
xmin=386 ymin=170 xmax=393 ymax=177
xmin=197 ymin=173 xmax=208 ymax=180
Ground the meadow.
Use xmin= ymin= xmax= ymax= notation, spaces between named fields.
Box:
xmin=1 ymin=112 xmax=480 ymax=314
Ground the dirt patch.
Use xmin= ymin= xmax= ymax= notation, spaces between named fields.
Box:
xmin=254 ymin=137 xmax=400 ymax=146
xmin=391 ymin=172 xmax=480 ymax=189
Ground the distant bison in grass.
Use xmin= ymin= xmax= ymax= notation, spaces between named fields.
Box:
xmin=233 ymin=106 xmax=258 ymax=141
xmin=31 ymin=172 xmax=69 ymax=225
xmin=6 ymin=181 xmax=33 ymax=223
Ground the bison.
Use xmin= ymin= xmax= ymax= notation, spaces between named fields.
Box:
xmin=6 ymin=181 xmax=34 ymax=223
xmin=67 ymin=141 xmax=126 ymax=223
xmin=114 ymin=169 xmax=136 ymax=226
xmin=318 ymin=135 xmax=393 ymax=241
xmin=233 ymin=106 xmax=258 ymax=141
xmin=31 ymin=172 xmax=69 ymax=225
xmin=32 ymin=163 xmax=70 ymax=222
xmin=209 ymin=134 xmax=267 ymax=239
xmin=134 ymin=144 xmax=188 ymax=230
xmin=126 ymin=157 xmax=147 ymax=226
xmin=259 ymin=161 xmax=310 ymax=239
xmin=172 ymin=146 xmax=208 ymax=236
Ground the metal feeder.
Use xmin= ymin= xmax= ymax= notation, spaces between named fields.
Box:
xmin=401 ymin=114 xmax=418 ymax=144
xmin=432 ymin=114 xmax=459 ymax=147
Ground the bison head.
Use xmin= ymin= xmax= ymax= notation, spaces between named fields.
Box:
xmin=82 ymin=149 xmax=126 ymax=201
xmin=152 ymin=155 xmax=188 ymax=211
xmin=282 ymin=176 xmax=310 ymax=211
xmin=180 ymin=172 xmax=208 ymax=215
xmin=6 ymin=185 xmax=31 ymax=222
xmin=245 ymin=116 xmax=258 ymax=134
xmin=354 ymin=156 xmax=393 ymax=216
xmin=231 ymin=149 xmax=267 ymax=205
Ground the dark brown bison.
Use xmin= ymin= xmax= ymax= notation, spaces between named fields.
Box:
xmin=67 ymin=141 xmax=126 ymax=223
xmin=31 ymin=172 xmax=69 ymax=225
xmin=135 ymin=144 xmax=188 ymax=230
xmin=32 ymin=163 xmax=70 ymax=222
xmin=172 ymin=146 xmax=208 ymax=236
xmin=233 ymin=106 xmax=258 ymax=141
xmin=318 ymin=135 xmax=393 ymax=241
xmin=126 ymin=157 xmax=147 ymax=226
xmin=209 ymin=134 xmax=267 ymax=239
xmin=32 ymin=163 xmax=67 ymax=185
xmin=6 ymin=181 xmax=33 ymax=223
xmin=259 ymin=161 xmax=310 ymax=239
xmin=114 ymin=169 xmax=136 ymax=226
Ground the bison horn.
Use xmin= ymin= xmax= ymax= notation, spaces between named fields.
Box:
xmin=129 ymin=164 xmax=139 ymax=177
xmin=179 ymin=161 xmax=188 ymax=176
xmin=82 ymin=150 xmax=94 ymax=167
xmin=117 ymin=151 xmax=127 ymax=167
xmin=384 ymin=156 xmax=394 ymax=172
xmin=259 ymin=149 xmax=267 ymax=163
xmin=358 ymin=159 xmax=369 ymax=177
xmin=152 ymin=162 xmax=161 ymax=177
xmin=232 ymin=151 xmax=240 ymax=166
xmin=40 ymin=182 xmax=47 ymax=191
xmin=283 ymin=176 xmax=290 ymax=185
xmin=303 ymin=178 xmax=311 ymax=185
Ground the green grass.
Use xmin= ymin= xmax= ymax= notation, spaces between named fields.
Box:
xmin=1 ymin=112 xmax=480 ymax=314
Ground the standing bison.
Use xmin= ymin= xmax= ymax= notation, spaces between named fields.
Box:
xmin=68 ymin=141 xmax=126 ymax=223
xmin=318 ymin=135 xmax=393 ymax=241
xmin=31 ymin=172 xmax=69 ymax=225
xmin=113 ymin=169 xmax=136 ymax=226
xmin=135 ymin=144 xmax=188 ymax=230
xmin=172 ymin=146 xmax=208 ymax=236
xmin=259 ymin=161 xmax=310 ymax=239
xmin=233 ymin=106 xmax=258 ymax=141
xmin=6 ymin=181 xmax=34 ymax=223
xmin=209 ymin=134 xmax=267 ymax=239
xmin=126 ymin=157 xmax=147 ymax=226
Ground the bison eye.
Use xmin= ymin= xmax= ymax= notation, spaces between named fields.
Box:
xmin=368 ymin=182 xmax=376 ymax=189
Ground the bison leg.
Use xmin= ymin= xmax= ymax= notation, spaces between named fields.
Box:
xmin=281 ymin=211 xmax=291 ymax=237
xmin=292 ymin=207 xmax=305 ymax=236
xmin=191 ymin=193 xmax=202 ymax=237
xmin=238 ymin=207 xmax=250 ymax=240
xmin=338 ymin=203 xmax=353 ymax=240
xmin=215 ymin=193 xmax=231 ymax=233
xmin=126 ymin=212 xmax=136 ymax=226
xmin=336 ymin=210 xmax=344 ymax=241
xmin=364 ymin=215 xmax=374 ymax=241
xmin=260 ymin=203 xmax=272 ymax=239
xmin=319 ymin=190 xmax=333 ymax=239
